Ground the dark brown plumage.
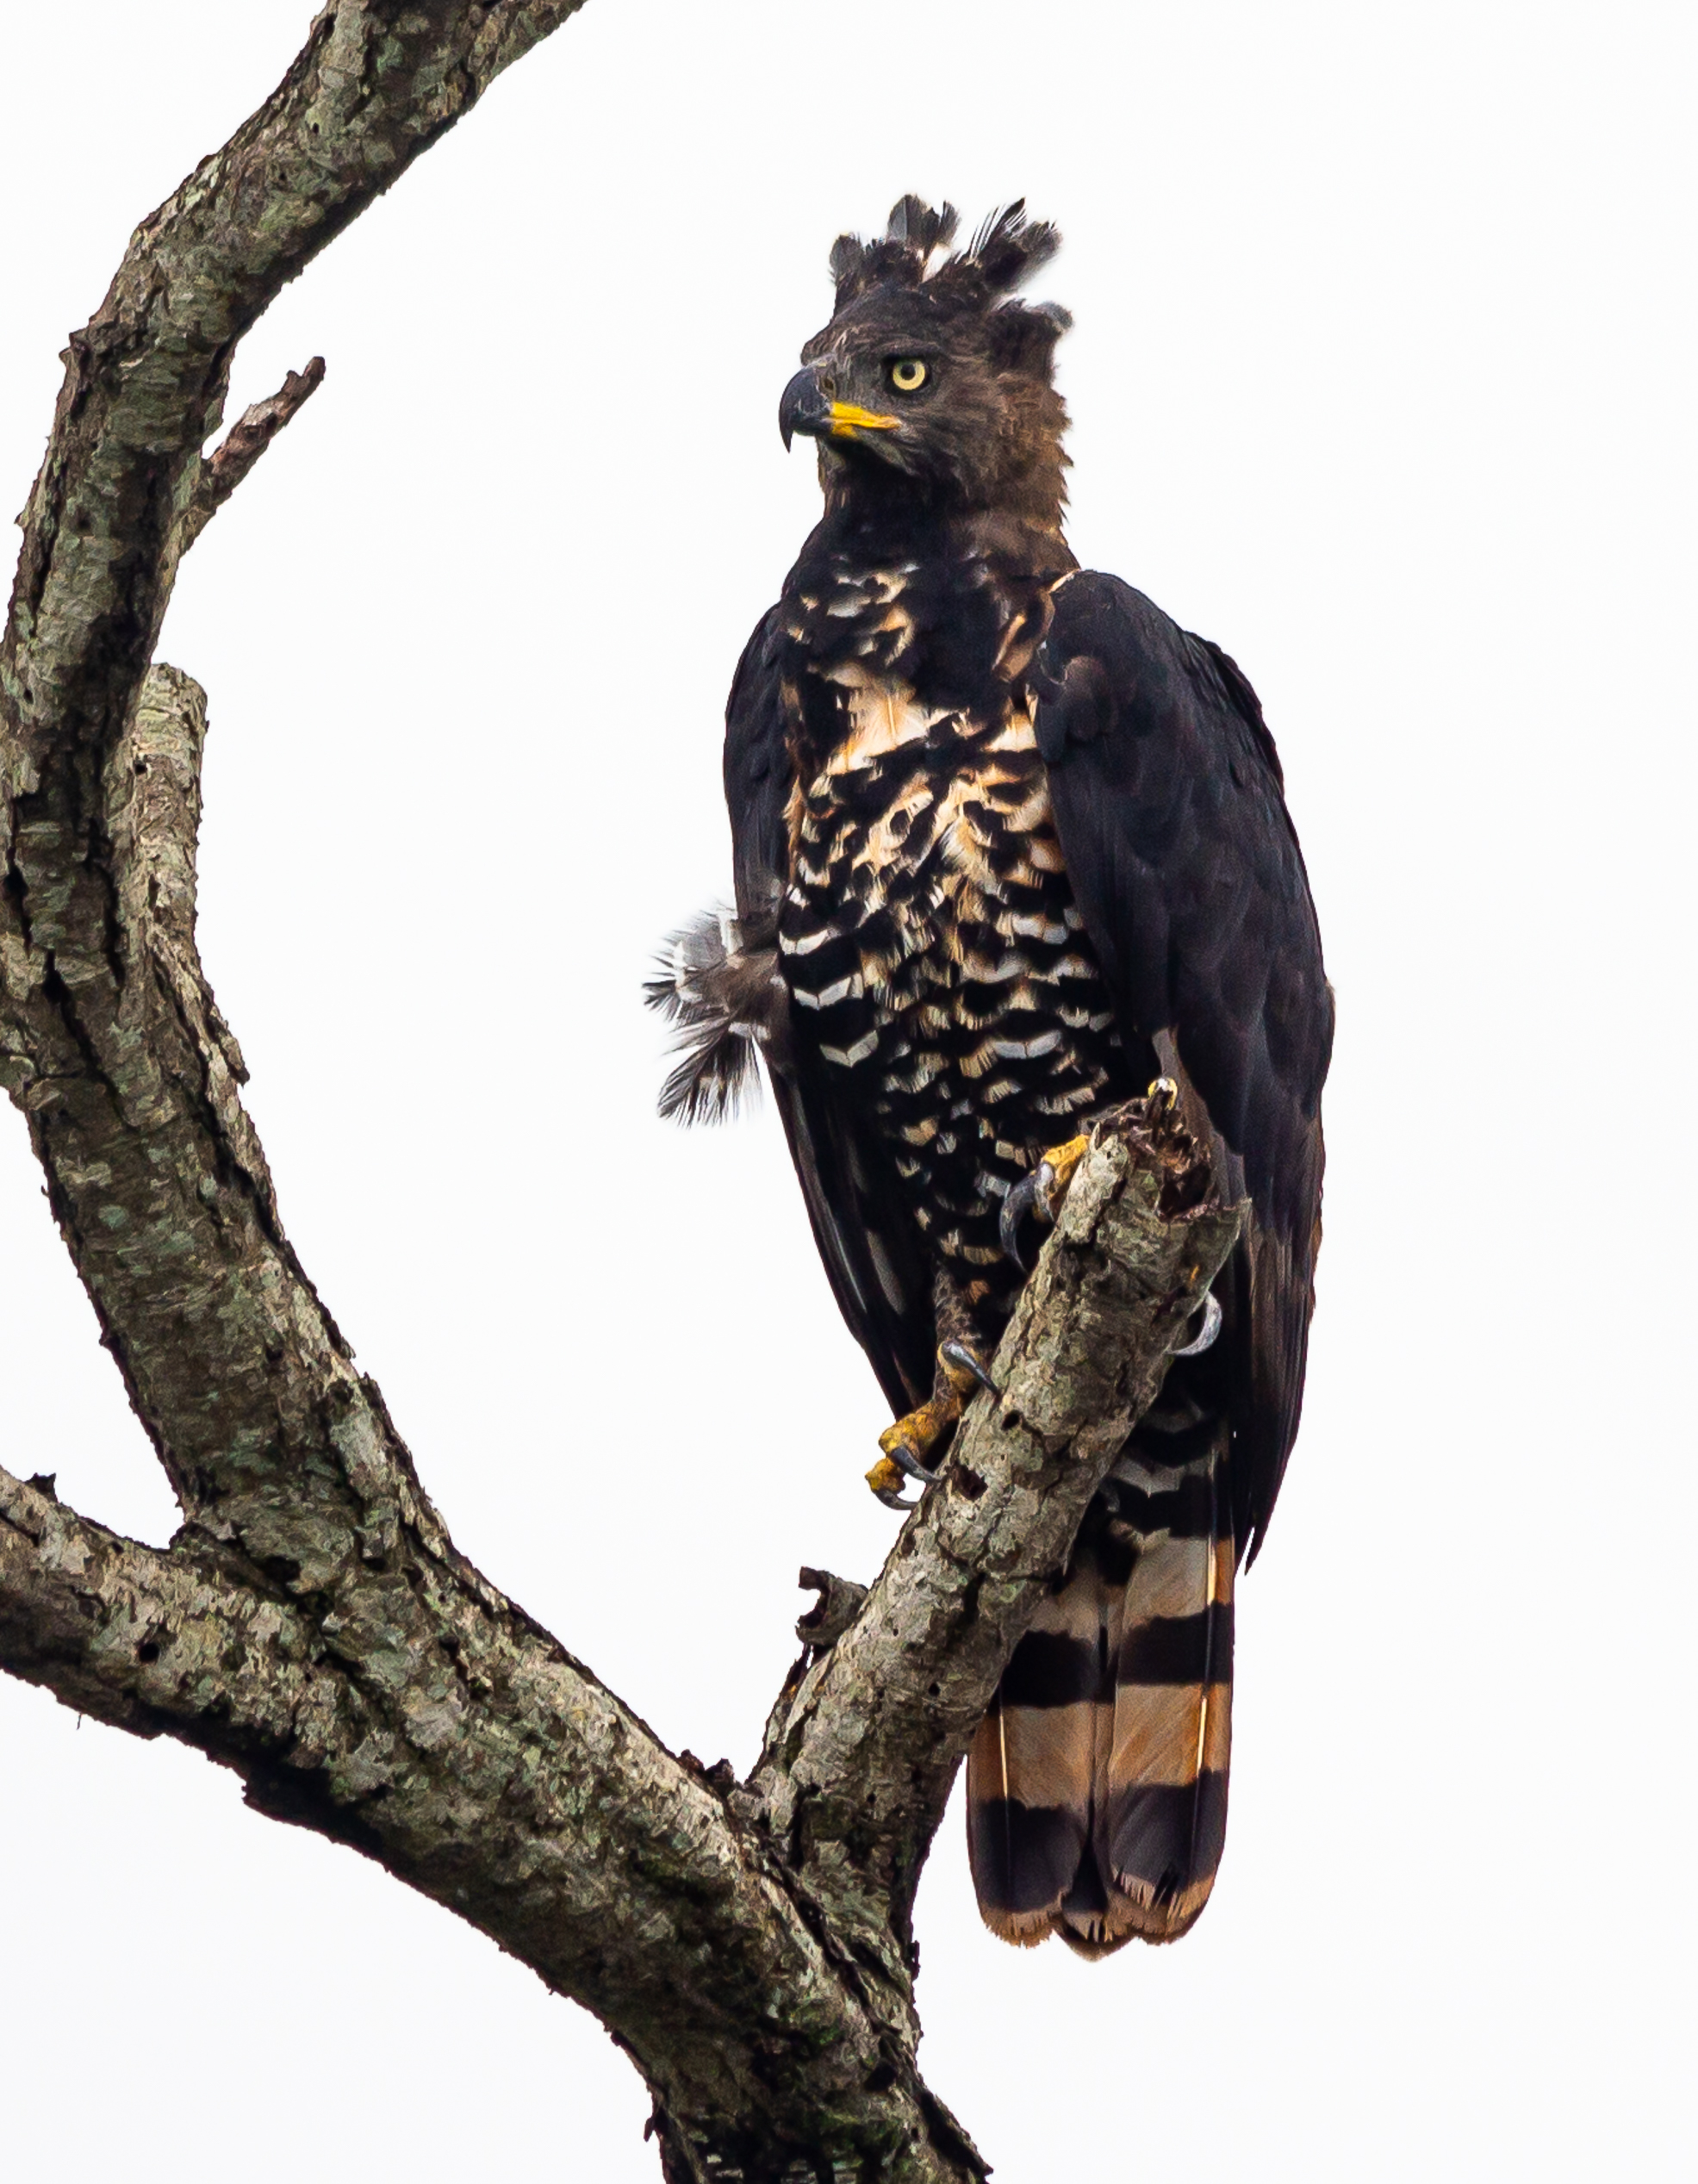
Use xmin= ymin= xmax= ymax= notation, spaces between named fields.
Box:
xmin=652 ymin=198 xmax=1332 ymax=1952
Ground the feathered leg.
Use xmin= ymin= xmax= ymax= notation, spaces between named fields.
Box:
xmin=866 ymin=1266 xmax=998 ymax=1508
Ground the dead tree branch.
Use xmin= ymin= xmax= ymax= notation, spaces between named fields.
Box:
xmin=180 ymin=357 xmax=326 ymax=551
xmin=0 ymin=9 xmax=1242 ymax=2178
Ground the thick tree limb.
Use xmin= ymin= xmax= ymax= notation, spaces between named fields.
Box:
xmin=0 ymin=0 xmax=594 ymax=1631
xmin=0 ymin=11 xmax=1244 ymax=2178
xmin=0 ymin=1436 xmax=957 ymax=2182
xmin=0 ymin=1464 xmax=327 ymax=1745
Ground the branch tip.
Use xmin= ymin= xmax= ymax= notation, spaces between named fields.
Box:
xmin=182 ymin=355 xmax=327 ymax=551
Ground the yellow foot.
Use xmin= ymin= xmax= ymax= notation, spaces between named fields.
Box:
xmin=865 ymin=1453 xmax=917 ymax=1506
xmin=998 ymin=1132 xmax=1092 ymax=1270
xmin=1036 ymin=1133 xmax=1092 ymax=1208
xmin=866 ymin=1342 xmax=998 ymax=1509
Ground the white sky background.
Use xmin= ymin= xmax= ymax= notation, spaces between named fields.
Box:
xmin=2 ymin=2 xmax=1694 ymax=2176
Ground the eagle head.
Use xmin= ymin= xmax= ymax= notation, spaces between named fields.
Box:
xmin=779 ymin=197 xmax=1072 ymax=526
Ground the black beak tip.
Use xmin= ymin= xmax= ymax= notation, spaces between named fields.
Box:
xmin=779 ymin=367 xmax=828 ymax=452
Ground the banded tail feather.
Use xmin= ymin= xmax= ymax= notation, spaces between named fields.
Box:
xmin=967 ymin=1403 xmax=1235 ymax=1953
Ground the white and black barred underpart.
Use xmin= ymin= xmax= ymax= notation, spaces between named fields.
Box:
xmin=781 ymin=672 xmax=1127 ymax=1309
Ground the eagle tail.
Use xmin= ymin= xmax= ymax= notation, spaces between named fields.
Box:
xmin=966 ymin=1405 xmax=1235 ymax=1954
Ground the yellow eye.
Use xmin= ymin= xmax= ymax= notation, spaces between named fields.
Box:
xmin=888 ymin=358 xmax=929 ymax=394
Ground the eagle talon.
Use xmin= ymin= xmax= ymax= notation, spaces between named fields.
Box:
xmin=998 ymin=1172 xmax=1042 ymax=1270
xmin=939 ymin=1338 xmax=998 ymax=1397
xmin=866 ymin=1453 xmax=924 ymax=1509
xmin=876 ymin=1436 xmax=940 ymax=1485
xmin=1172 ymin=1289 xmax=1222 ymax=1358
xmin=869 ymin=1336 xmax=992 ymax=1507
xmin=999 ymin=1135 xmax=1092 ymax=1268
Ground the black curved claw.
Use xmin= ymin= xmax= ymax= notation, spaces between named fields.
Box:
xmin=873 ymin=1481 xmax=923 ymax=1511
xmin=882 ymin=1440 xmax=940 ymax=1485
xmin=940 ymin=1339 xmax=998 ymax=1396
xmin=1172 ymin=1290 xmax=1222 ymax=1358
xmin=999 ymin=1171 xmax=1042 ymax=1270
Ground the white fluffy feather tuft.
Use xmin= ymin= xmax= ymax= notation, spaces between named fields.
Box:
xmin=644 ymin=902 xmax=791 ymax=1125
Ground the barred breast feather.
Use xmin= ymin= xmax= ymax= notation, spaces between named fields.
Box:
xmin=780 ymin=676 xmax=1125 ymax=1296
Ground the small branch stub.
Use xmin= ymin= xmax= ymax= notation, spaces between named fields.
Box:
xmin=797 ymin=1566 xmax=868 ymax=1651
xmin=181 ymin=356 xmax=326 ymax=551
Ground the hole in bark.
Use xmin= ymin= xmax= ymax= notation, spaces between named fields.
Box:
xmin=136 ymin=1640 xmax=160 ymax=1663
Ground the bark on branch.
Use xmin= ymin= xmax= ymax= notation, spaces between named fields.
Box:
xmin=1 ymin=10 xmax=1243 ymax=2178
xmin=180 ymin=357 xmax=326 ymax=552
xmin=0 ymin=1464 xmax=326 ymax=1744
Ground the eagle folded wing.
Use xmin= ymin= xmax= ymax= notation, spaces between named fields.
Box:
xmin=1035 ymin=572 xmax=1333 ymax=1559
xmin=720 ymin=604 xmax=936 ymax=1416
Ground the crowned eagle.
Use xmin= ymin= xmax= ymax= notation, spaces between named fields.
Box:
xmin=651 ymin=199 xmax=1332 ymax=1952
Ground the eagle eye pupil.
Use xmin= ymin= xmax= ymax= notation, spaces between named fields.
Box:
xmin=889 ymin=358 xmax=928 ymax=393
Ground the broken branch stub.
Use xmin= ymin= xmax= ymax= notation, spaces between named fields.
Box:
xmin=180 ymin=357 xmax=327 ymax=552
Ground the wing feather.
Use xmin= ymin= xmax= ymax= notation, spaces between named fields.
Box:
xmin=1036 ymin=574 xmax=1332 ymax=1557
xmin=723 ymin=607 xmax=935 ymax=1416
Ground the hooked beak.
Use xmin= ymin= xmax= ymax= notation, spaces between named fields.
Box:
xmin=779 ymin=367 xmax=901 ymax=451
